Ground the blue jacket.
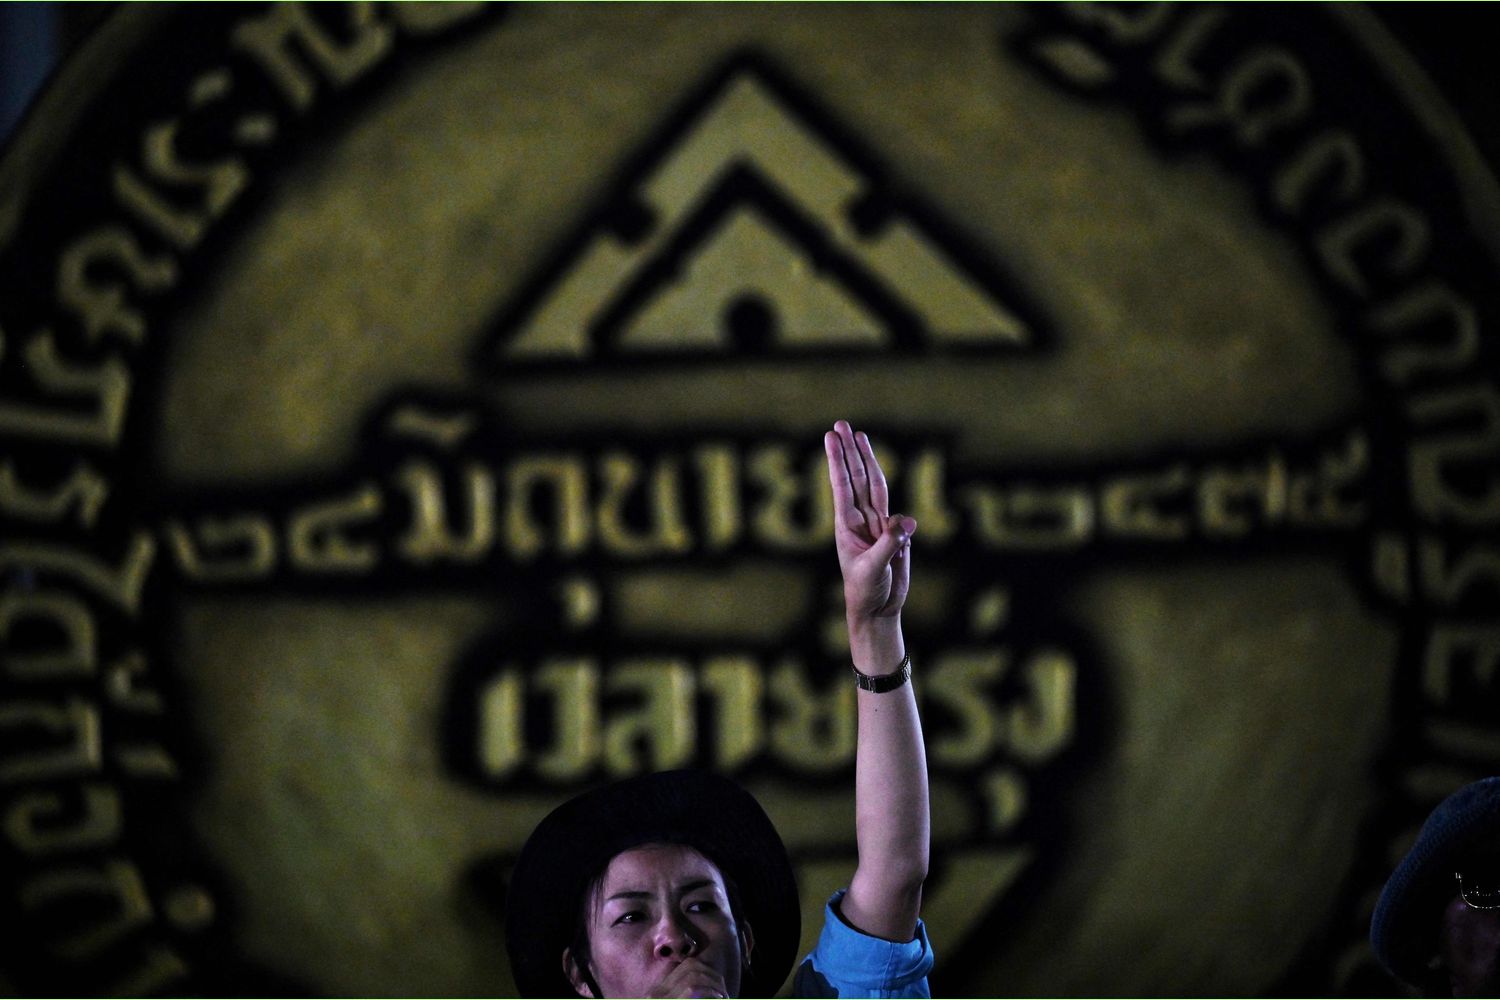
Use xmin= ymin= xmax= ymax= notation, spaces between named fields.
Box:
xmin=791 ymin=890 xmax=934 ymax=998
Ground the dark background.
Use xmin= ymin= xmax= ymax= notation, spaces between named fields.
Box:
xmin=1374 ymin=4 xmax=1500 ymax=177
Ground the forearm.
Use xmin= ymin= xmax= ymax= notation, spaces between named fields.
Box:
xmin=821 ymin=420 xmax=930 ymax=941
xmin=842 ymin=614 xmax=930 ymax=942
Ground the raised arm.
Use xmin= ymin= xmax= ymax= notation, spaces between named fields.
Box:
xmin=823 ymin=419 xmax=930 ymax=942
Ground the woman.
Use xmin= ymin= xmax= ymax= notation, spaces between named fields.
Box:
xmin=505 ymin=420 xmax=932 ymax=997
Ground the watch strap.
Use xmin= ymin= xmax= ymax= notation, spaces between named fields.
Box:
xmin=852 ymin=653 xmax=912 ymax=693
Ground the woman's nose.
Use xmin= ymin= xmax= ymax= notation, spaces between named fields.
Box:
xmin=654 ymin=913 xmax=698 ymax=958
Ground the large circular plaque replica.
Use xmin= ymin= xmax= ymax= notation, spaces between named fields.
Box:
xmin=2 ymin=4 xmax=1498 ymax=996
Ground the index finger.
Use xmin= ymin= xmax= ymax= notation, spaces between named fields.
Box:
xmin=824 ymin=431 xmax=865 ymax=533
xmin=835 ymin=420 xmax=878 ymax=535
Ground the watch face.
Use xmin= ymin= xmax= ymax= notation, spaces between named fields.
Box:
xmin=1 ymin=4 xmax=1497 ymax=996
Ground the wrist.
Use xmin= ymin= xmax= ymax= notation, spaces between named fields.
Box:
xmin=847 ymin=615 xmax=905 ymax=675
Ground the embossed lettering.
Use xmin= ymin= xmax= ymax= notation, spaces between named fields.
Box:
xmin=981 ymin=768 xmax=1028 ymax=835
xmin=478 ymin=668 xmax=523 ymax=779
xmin=165 ymin=514 xmax=277 ymax=582
xmin=1408 ymin=383 xmax=1500 ymax=524
xmin=1199 ymin=453 xmax=1289 ymax=535
xmin=286 ymin=484 xmax=382 ymax=573
xmin=1151 ymin=6 xmax=1225 ymax=92
xmin=693 ymin=443 xmax=743 ymax=551
xmin=1272 ymin=131 xmax=1365 ymax=218
xmin=1422 ymin=625 xmax=1500 ymax=705
xmin=1059 ymin=1 xmax=1175 ymax=45
xmin=700 ymin=656 xmax=764 ymax=769
xmin=0 ymin=534 xmax=155 ymax=614
xmin=504 ymin=454 xmax=590 ymax=560
xmin=1101 ymin=465 xmax=1191 ymax=539
xmin=387 ymin=1 xmax=488 ymax=34
xmin=768 ymin=658 xmax=854 ymax=773
xmin=232 ymin=2 xmax=394 ymax=114
xmin=531 ymin=658 xmax=600 ymax=782
xmin=1168 ymin=47 xmax=1313 ymax=147
xmin=1315 ymin=199 xmax=1431 ymax=299
xmin=0 ymin=699 xmax=102 ymax=783
xmin=19 ymin=859 xmax=153 ymax=959
xmin=1007 ymin=651 xmax=1076 ymax=763
xmin=0 ymin=589 xmax=96 ymax=680
xmin=109 ymin=947 xmax=191 ymax=997
xmin=750 ymin=445 xmax=834 ymax=552
xmin=56 ymin=226 xmax=178 ymax=346
xmin=113 ymin=118 xmax=250 ymax=251
xmin=3 ymin=783 xmax=120 ymax=855
xmin=1417 ymin=537 xmax=1500 ymax=607
xmin=596 ymin=453 xmax=694 ymax=558
xmin=0 ymin=458 xmax=109 ymax=527
xmin=395 ymin=460 xmax=497 ymax=564
xmin=0 ymin=330 xmax=132 ymax=445
xmin=926 ymin=649 xmax=1006 ymax=766
xmin=1422 ymin=620 xmax=1494 ymax=707
xmin=1368 ymin=281 xmax=1482 ymax=387
xmin=963 ymin=482 xmax=1093 ymax=550
xmin=905 ymin=447 xmax=958 ymax=543
xmin=1370 ymin=531 xmax=1413 ymax=603
xmin=105 ymin=651 xmax=165 ymax=716
xmin=603 ymin=659 xmax=695 ymax=776
xmin=1288 ymin=434 xmax=1367 ymax=527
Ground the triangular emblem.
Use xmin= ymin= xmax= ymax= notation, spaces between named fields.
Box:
xmin=491 ymin=60 xmax=1034 ymax=364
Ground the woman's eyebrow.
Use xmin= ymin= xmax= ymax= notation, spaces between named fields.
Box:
xmin=605 ymin=878 xmax=717 ymax=903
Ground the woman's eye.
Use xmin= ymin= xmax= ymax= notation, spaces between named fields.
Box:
xmin=686 ymin=900 xmax=719 ymax=914
xmin=614 ymin=911 xmax=644 ymax=925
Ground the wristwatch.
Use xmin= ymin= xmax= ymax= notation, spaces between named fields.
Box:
xmin=852 ymin=653 xmax=912 ymax=693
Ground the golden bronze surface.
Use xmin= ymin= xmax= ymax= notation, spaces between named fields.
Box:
xmin=1 ymin=4 xmax=1497 ymax=995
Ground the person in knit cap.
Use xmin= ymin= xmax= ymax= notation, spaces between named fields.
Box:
xmin=1372 ymin=777 xmax=1500 ymax=996
xmin=506 ymin=422 xmax=933 ymax=998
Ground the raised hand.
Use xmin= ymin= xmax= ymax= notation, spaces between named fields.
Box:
xmin=823 ymin=420 xmax=929 ymax=943
xmin=823 ymin=419 xmax=917 ymax=623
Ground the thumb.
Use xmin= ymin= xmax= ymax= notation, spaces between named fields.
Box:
xmin=867 ymin=514 xmax=916 ymax=567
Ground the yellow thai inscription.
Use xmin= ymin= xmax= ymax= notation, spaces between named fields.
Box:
xmin=0 ymin=591 xmax=97 ymax=680
xmin=395 ymin=459 xmax=498 ymax=565
xmin=56 ymin=227 xmax=179 ymax=346
xmin=3 ymin=784 xmax=121 ymax=856
xmin=0 ymin=699 xmax=102 ymax=784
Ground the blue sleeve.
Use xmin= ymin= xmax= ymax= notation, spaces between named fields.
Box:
xmin=791 ymin=890 xmax=934 ymax=998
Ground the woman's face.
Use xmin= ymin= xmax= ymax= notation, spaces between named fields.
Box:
xmin=1442 ymin=893 xmax=1500 ymax=997
xmin=565 ymin=843 xmax=752 ymax=998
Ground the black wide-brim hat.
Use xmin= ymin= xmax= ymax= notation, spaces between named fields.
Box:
xmin=505 ymin=770 xmax=801 ymax=997
xmin=1371 ymin=776 xmax=1500 ymax=987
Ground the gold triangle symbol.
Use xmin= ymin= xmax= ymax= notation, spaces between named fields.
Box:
xmin=499 ymin=70 xmax=1031 ymax=363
